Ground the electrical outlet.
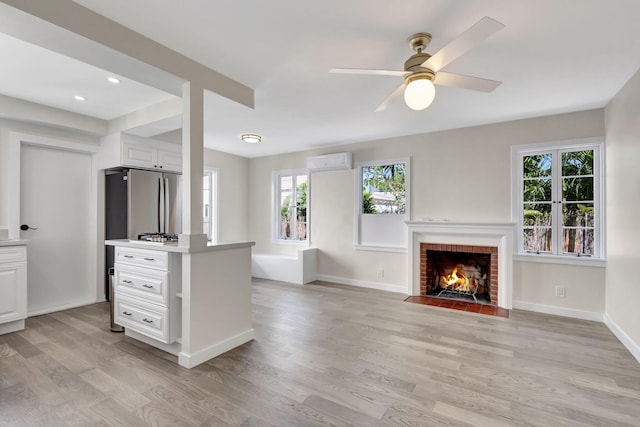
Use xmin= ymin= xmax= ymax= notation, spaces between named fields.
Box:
xmin=377 ymin=268 xmax=384 ymax=278
xmin=555 ymin=286 xmax=566 ymax=298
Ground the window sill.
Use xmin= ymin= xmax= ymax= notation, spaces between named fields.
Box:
xmin=354 ymin=244 xmax=407 ymax=254
xmin=513 ymin=253 xmax=606 ymax=268
xmin=272 ymin=239 xmax=310 ymax=247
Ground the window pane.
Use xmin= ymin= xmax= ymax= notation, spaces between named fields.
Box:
xmin=296 ymin=221 xmax=307 ymax=240
xmin=523 ymin=177 xmax=551 ymax=202
xmin=280 ymin=209 xmax=293 ymax=239
xmin=295 ymin=176 xmax=307 ymax=208
xmin=523 ymin=203 xmax=551 ymax=226
xmin=296 ymin=206 xmax=306 ymax=221
xmin=523 ymin=228 xmax=552 ymax=252
xmin=562 ymin=150 xmax=594 ymax=176
xmin=563 ymin=228 xmax=594 ymax=255
xmin=279 ymin=175 xmax=293 ymax=239
xmin=362 ymin=163 xmax=406 ymax=214
xmin=523 ymin=154 xmax=552 ymax=178
xmin=562 ymin=177 xmax=593 ymax=201
xmin=562 ymin=203 xmax=594 ymax=227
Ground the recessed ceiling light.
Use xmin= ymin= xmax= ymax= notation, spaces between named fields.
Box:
xmin=241 ymin=134 xmax=261 ymax=144
xmin=74 ymin=95 xmax=87 ymax=101
xmin=107 ymin=76 xmax=121 ymax=84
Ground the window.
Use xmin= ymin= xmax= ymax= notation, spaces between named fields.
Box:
xmin=355 ymin=158 xmax=410 ymax=251
xmin=274 ymin=170 xmax=309 ymax=243
xmin=514 ymin=140 xmax=603 ymax=259
xmin=203 ymin=168 xmax=218 ymax=242
xmin=362 ymin=163 xmax=407 ymax=214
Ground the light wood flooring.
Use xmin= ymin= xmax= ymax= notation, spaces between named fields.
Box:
xmin=1 ymin=279 xmax=640 ymax=426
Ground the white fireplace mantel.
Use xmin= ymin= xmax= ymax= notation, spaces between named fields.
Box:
xmin=406 ymin=220 xmax=516 ymax=309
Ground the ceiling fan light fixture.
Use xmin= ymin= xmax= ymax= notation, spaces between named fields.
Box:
xmin=404 ymin=73 xmax=435 ymax=111
xmin=241 ymin=133 xmax=261 ymax=144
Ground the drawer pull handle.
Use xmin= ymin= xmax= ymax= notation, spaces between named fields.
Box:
xmin=123 ymin=255 xmax=134 ymax=259
xmin=142 ymin=284 xmax=153 ymax=289
xmin=122 ymin=280 xmax=133 ymax=284
xmin=122 ymin=311 xmax=132 ymax=316
xmin=142 ymin=318 xmax=153 ymax=324
xmin=143 ymin=258 xmax=156 ymax=261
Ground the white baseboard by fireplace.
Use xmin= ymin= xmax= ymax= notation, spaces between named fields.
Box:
xmin=316 ymin=274 xmax=406 ymax=294
xmin=604 ymin=314 xmax=640 ymax=364
xmin=513 ymin=300 xmax=603 ymax=322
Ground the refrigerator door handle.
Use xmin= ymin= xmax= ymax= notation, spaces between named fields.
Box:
xmin=164 ymin=177 xmax=170 ymax=234
xmin=158 ymin=177 xmax=165 ymax=233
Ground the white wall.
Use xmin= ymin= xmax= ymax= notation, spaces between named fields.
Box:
xmin=513 ymin=261 xmax=605 ymax=318
xmin=249 ymin=109 xmax=607 ymax=313
xmin=604 ymin=67 xmax=640 ymax=357
xmin=203 ymin=148 xmax=250 ymax=242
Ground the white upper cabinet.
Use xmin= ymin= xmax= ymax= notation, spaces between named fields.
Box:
xmin=99 ymin=132 xmax=182 ymax=173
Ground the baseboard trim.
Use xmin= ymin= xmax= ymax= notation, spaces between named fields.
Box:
xmin=513 ymin=301 xmax=604 ymax=322
xmin=0 ymin=319 xmax=25 ymax=335
xmin=316 ymin=274 xmax=407 ymax=294
xmin=28 ymin=299 xmax=97 ymax=317
xmin=178 ymin=328 xmax=255 ymax=369
xmin=125 ymin=329 xmax=181 ymax=356
xmin=604 ymin=314 xmax=640 ymax=364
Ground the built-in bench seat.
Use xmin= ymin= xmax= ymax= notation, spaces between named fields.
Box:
xmin=251 ymin=248 xmax=317 ymax=284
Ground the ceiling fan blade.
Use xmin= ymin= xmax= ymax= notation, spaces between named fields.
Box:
xmin=375 ymin=83 xmax=406 ymax=112
xmin=423 ymin=16 xmax=504 ymax=72
xmin=434 ymin=71 xmax=501 ymax=92
xmin=330 ymin=68 xmax=408 ymax=77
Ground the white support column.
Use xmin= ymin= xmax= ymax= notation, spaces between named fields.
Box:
xmin=179 ymin=82 xmax=207 ymax=249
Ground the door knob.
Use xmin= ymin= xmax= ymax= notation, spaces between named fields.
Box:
xmin=20 ymin=224 xmax=38 ymax=231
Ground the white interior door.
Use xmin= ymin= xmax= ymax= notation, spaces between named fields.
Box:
xmin=20 ymin=144 xmax=95 ymax=315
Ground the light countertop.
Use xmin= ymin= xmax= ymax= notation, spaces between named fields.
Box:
xmin=0 ymin=240 xmax=28 ymax=247
xmin=105 ymin=239 xmax=254 ymax=253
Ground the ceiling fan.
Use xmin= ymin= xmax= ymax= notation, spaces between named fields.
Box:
xmin=330 ymin=16 xmax=504 ymax=112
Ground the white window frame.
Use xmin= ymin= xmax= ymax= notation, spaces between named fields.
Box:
xmin=203 ymin=167 xmax=219 ymax=243
xmin=511 ymin=138 xmax=605 ymax=266
xmin=272 ymin=169 xmax=310 ymax=246
xmin=354 ymin=157 xmax=410 ymax=253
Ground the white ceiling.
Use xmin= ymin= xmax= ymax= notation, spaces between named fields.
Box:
xmin=3 ymin=0 xmax=640 ymax=158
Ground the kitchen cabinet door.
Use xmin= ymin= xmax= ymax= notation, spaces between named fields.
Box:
xmin=0 ymin=262 xmax=27 ymax=324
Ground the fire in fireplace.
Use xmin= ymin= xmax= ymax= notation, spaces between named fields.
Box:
xmin=422 ymin=245 xmax=497 ymax=305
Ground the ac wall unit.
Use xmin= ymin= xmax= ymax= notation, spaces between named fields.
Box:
xmin=306 ymin=152 xmax=352 ymax=172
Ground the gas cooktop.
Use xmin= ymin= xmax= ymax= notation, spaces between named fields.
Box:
xmin=131 ymin=232 xmax=179 ymax=244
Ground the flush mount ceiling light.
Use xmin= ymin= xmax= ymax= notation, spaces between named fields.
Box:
xmin=106 ymin=76 xmax=120 ymax=84
xmin=241 ymin=134 xmax=261 ymax=144
xmin=74 ymin=95 xmax=87 ymax=101
xmin=330 ymin=16 xmax=504 ymax=112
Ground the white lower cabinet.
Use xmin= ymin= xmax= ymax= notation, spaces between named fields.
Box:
xmin=113 ymin=246 xmax=180 ymax=344
xmin=114 ymin=294 xmax=169 ymax=342
xmin=0 ymin=246 xmax=27 ymax=328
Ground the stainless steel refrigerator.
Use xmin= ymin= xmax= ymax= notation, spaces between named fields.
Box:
xmin=105 ymin=168 xmax=182 ymax=296
xmin=125 ymin=169 xmax=182 ymax=238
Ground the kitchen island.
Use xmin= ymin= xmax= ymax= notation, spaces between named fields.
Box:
xmin=106 ymin=239 xmax=254 ymax=368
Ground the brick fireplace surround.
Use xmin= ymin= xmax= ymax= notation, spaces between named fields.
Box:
xmin=406 ymin=221 xmax=516 ymax=309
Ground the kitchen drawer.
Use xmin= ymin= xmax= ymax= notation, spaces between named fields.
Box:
xmin=0 ymin=246 xmax=27 ymax=264
xmin=114 ymin=294 xmax=170 ymax=343
xmin=115 ymin=247 xmax=168 ymax=270
xmin=114 ymin=263 xmax=168 ymax=306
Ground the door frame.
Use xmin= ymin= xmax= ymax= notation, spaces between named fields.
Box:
xmin=8 ymin=132 xmax=103 ymax=306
